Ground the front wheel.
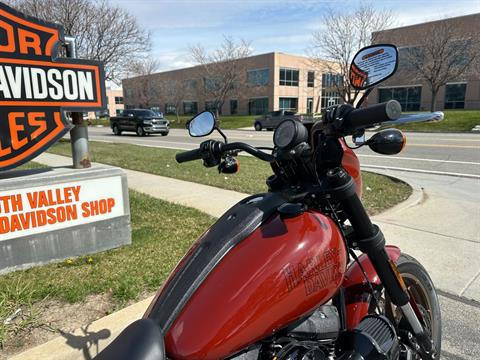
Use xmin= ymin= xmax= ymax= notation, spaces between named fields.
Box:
xmin=112 ymin=124 xmax=122 ymax=136
xmin=254 ymin=122 xmax=262 ymax=131
xmin=375 ymin=254 xmax=441 ymax=359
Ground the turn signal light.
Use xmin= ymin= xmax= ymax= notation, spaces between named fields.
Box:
xmin=367 ymin=129 xmax=406 ymax=155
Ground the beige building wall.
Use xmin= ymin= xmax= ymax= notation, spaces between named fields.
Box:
xmin=122 ymin=52 xmax=333 ymax=116
xmin=106 ymin=89 xmax=125 ymax=116
xmin=87 ymin=88 xmax=124 ymax=119
xmin=370 ymin=13 xmax=480 ymax=110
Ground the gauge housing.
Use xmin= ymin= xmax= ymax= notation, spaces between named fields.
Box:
xmin=273 ymin=119 xmax=308 ymax=149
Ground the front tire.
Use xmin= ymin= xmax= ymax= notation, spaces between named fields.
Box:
xmin=112 ymin=124 xmax=122 ymax=136
xmin=136 ymin=126 xmax=146 ymax=137
xmin=254 ymin=122 xmax=262 ymax=131
xmin=375 ymin=254 xmax=441 ymax=359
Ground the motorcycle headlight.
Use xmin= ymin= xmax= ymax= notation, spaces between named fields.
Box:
xmin=273 ymin=119 xmax=308 ymax=149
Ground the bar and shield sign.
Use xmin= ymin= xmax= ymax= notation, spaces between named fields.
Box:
xmin=0 ymin=2 xmax=106 ymax=171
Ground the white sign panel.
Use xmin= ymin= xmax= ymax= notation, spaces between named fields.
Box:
xmin=0 ymin=176 xmax=124 ymax=241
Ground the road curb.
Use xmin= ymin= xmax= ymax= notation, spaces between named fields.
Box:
xmin=365 ymin=168 xmax=425 ymax=218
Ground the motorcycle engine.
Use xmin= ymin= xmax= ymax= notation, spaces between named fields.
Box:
xmin=230 ymin=309 xmax=400 ymax=360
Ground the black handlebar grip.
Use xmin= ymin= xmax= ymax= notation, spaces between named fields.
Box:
xmin=175 ymin=148 xmax=203 ymax=163
xmin=344 ymin=100 xmax=402 ymax=130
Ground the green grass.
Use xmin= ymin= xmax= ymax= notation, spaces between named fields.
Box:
xmin=167 ymin=114 xmax=256 ymax=129
xmin=385 ymin=110 xmax=480 ymax=132
xmin=48 ymin=140 xmax=411 ymax=214
xmin=0 ymin=189 xmax=214 ymax=346
xmin=88 ymin=118 xmax=110 ymax=127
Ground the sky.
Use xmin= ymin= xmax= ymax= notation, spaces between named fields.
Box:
xmin=110 ymin=0 xmax=480 ymax=72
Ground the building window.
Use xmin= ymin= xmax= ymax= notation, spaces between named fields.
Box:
xmin=307 ymin=97 xmax=313 ymax=114
xmin=321 ymin=91 xmax=341 ymax=109
xmin=114 ymin=96 xmax=123 ymax=104
xmin=247 ymin=69 xmax=269 ymax=86
xmin=398 ymin=47 xmax=424 ymax=70
xmin=183 ymin=101 xmax=198 ymax=115
xmin=116 ymin=109 xmax=122 ymax=115
xmin=279 ymin=68 xmax=299 ymax=86
xmin=230 ymin=99 xmax=238 ymax=115
xmin=185 ymin=79 xmax=197 ymax=90
xmin=248 ymin=98 xmax=269 ymax=115
xmin=307 ymin=71 xmax=315 ymax=88
xmin=165 ymin=103 xmax=176 ymax=114
xmin=444 ymin=83 xmax=467 ymax=109
xmin=378 ymin=86 xmax=422 ymax=111
xmin=321 ymin=73 xmax=342 ymax=110
xmin=279 ymin=97 xmax=298 ymax=112
xmin=322 ymin=73 xmax=343 ymax=88
xmin=204 ymin=77 xmax=220 ymax=92
xmin=205 ymin=101 xmax=221 ymax=114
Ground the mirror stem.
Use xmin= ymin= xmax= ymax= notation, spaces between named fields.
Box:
xmin=217 ymin=127 xmax=228 ymax=144
xmin=356 ymin=88 xmax=373 ymax=108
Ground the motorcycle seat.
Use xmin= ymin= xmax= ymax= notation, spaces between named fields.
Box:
xmin=94 ymin=319 xmax=165 ymax=360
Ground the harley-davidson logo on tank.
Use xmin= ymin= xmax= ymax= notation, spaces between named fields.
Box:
xmin=0 ymin=2 xmax=106 ymax=171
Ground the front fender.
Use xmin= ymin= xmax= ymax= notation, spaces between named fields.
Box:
xmin=342 ymin=245 xmax=401 ymax=329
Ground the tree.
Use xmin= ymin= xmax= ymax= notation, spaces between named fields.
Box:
xmin=190 ymin=37 xmax=252 ymax=117
xmin=310 ymin=5 xmax=394 ymax=105
xmin=160 ymin=80 xmax=191 ymax=122
xmin=126 ymin=58 xmax=160 ymax=108
xmin=402 ymin=20 xmax=479 ymax=111
xmin=9 ymin=0 xmax=151 ymax=83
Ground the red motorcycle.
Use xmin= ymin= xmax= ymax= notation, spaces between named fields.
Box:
xmin=96 ymin=44 xmax=443 ymax=360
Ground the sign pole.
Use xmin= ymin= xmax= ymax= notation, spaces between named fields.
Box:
xmin=64 ymin=36 xmax=91 ymax=169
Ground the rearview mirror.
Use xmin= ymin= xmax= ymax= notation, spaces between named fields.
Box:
xmin=188 ymin=111 xmax=216 ymax=137
xmin=350 ymin=44 xmax=398 ymax=90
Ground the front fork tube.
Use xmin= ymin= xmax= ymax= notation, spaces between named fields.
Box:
xmin=326 ymin=167 xmax=434 ymax=356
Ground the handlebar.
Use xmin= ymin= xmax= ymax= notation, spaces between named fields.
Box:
xmin=175 ymin=148 xmax=203 ymax=163
xmin=223 ymin=143 xmax=275 ymax=162
xmin=175 ymin=141 xmax=275 ymax=164
xmin=343 ymin=100 xmax=402 ymax=131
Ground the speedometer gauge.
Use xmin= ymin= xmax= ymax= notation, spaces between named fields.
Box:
xmin=273 ymin=119 xmax=308 ymax=149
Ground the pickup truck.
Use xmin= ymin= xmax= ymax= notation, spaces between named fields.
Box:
xmin=110 ymin=109 xmax=170 ymax=136
xmin=253 ymin=110 xmax=317 ymax=131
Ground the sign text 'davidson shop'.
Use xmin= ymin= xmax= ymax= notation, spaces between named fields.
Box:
xmin=0 ymin=177 xmax=125 ymax=241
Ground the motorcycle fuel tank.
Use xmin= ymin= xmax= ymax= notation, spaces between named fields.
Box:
xmin=163 ymin=208 xmax=347 ymax=359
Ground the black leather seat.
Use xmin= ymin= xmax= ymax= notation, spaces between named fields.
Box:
xmin=94 ymin=319 xmax=165 ymax=360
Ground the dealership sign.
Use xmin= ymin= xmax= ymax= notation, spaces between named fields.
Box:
xmin=0 ymin=3 xmax=106 ymax=171
xmin=0 ymin=176 xmax=124 ymax=241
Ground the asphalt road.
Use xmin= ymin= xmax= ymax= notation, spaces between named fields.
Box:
xmin=77 ymin=126 xmax=480 ymax=359
xmin=83 ymin=127 xmax=480 ymax=178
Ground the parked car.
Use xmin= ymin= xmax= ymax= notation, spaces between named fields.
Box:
xmin=253 ymin=110 xmax=317 ymax=131
xmin=110 ymin=109 xmax=170 ymax=136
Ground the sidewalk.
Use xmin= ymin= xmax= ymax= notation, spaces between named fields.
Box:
xmin=11 ymin=152 xmax=480 ymax=359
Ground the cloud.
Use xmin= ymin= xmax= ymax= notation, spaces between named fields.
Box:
xmin=110 ymin=0 xmax=480 ymax=73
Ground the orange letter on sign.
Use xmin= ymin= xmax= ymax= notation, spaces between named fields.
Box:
xmin=8 ymin=112 xmax=28 ymax=150
xmin=28 ymin=112 xmax=47 ymax=140
xmin=18 ymin=28 xmax=42 ymax=55
xmin=0 ymin=20 xmax=15 ymax=53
